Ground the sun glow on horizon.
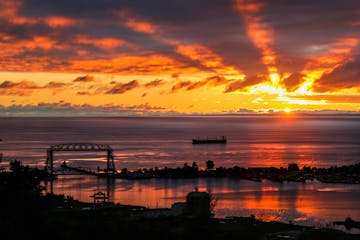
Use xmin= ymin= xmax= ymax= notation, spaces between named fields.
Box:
xmin=284 ymin=107 xmax=291 ymax=113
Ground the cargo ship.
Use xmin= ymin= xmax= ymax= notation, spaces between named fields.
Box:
xmin=192 ymin=136 xmax=227 ymax=144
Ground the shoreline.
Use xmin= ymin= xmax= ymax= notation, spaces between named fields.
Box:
xmin=60 ymin=161 xmax=360 ymax=184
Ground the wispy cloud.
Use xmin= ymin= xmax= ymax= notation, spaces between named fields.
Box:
xmin=0 ymin=102 xmax=166 ymax=116
xmin=0 ymin=80 xmax=40 ymax=89
xmin=169 ymin=75 xmax=229 ymax=93
xmin=170 ymin=81 xmax=193 ymax=93
xmin=105 ymin=80 xmax=139 ymax=94
xmin=43 ymin=81 xmax=70 ymax=88
xmin=73 ymin=75 xmax=96 ymax=82
xmin=144 ymin=79 xmax=164 ymax=88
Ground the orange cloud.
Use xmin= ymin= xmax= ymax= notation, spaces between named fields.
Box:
xmin=118 ymin=10 xmax=244 ymax=79
xmin=25 ymin=36 xmax=56 ymax=49
xmin=235 ymin=0 xmax=279 ymax=82
xmin=125 ymin=18 xmax=158 ymax=34
xmin=69 ymin=55 xmax=193 ymax=75
xmin=0 ymin=1 xmax=21 ymax=20
xmin=11 ymin=16 xmax=38 ymax=25
xmin=175 ymin=44 xmax=245 ymax=79
xmin=44 ymin=16 xmax=78 ymax=28
xmin=75 ymin=36 xmax=126 ymax=49
xmin=0 ymin=36 xmax=58 ymax=58
xmin=175 ymin=44 xmax=224 ymax=69
xmin=118 ymin=9 xmax=158 ymax=34
xmin=0 ymin=1 xmax=40 ymax=25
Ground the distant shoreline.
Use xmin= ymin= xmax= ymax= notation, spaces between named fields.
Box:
xmin=61 ymin=161 xmax=360 ymax=184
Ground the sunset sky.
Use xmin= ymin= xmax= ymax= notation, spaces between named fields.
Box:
xmin=1 ymin=0 xmax=360 ymax=116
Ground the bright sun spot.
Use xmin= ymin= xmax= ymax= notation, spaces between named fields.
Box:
xmin=284 ymin=107 xmax=291 ymax=113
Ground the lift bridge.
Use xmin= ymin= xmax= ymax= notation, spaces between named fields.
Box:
xmin=45 ymin=143 xmax=116 ymax=175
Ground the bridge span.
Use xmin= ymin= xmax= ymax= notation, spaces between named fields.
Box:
xmin=45 ymin=143 xmax=116 ymax=175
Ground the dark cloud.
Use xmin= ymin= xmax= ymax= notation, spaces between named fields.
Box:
xmin=170 ymin=81 xmax=192 ymax=93
xmin=144 ymin=79 xmax=164 ymax=88
xmin=73 ymin=75 xmax=95 ymax=82
xmin=43 ymin=81 xmax=69 ymax=88
xmin=224 ymin=75 xmax=267 ymax=93
xmin=105 ymin=80 xmax=139 ymax=94
xmin=281 ymin=73 xmax=305 ymax=91
xmin=76 ymin=91 xmax=92 ymax=95
xmin=168 ymin=76 xmax=229 ymax=93
xmin=186 ymin=76 xmax=229 ymax=91
xmin=314 ymin=56 xmax=360 ymax=92
xmin=237 ymin=108 xmax=256 ymax=114
xmin=0 ymin=80 xmax=40 ymax=89
xmin=171 ymin=73 xmax=180 ymax=79
xmin=266 ymin=0 xmax=360 ymax=74
xmin=0 ymin=80 xmax=71 ymax=96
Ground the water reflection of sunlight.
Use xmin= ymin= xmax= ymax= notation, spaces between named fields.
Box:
xmin=246 ymin=143 xmax=318 ymax=167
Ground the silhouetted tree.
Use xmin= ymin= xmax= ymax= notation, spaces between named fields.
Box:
xmin=288 ymin=163 xmax=299 ymax=171
xmin=10 ymin=160 xmax=24 ymax=173
xmin=206 ymin=160 xmax=215 ymax=171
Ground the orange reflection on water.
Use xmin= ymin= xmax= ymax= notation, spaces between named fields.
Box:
xmin=245 ymin=143 xmax=318 ymax=168
xmin=50 ymin=176 xmax=360 ymax=225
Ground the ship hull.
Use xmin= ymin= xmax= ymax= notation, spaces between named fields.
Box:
xmin=192 ymin=139 xmax=227 ymax=144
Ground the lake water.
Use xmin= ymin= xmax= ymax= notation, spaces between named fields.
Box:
xmin=1 ymin=116 xmax=360 ymax=227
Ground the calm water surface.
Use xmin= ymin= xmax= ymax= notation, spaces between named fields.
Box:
xmin=1 ymin=116 xmax=360 ymax=169
xmin=1 ymin=116 xmax=360 ymax=226
xmin=50 ymin=174 xmax=360 ymax=229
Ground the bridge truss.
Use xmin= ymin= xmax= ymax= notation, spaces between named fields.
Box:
xmin=45 ymin=143 xmax=116 ymax=175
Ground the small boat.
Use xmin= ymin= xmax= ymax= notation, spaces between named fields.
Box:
xmin=192 ymin=136 xmax=227 ymax=144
